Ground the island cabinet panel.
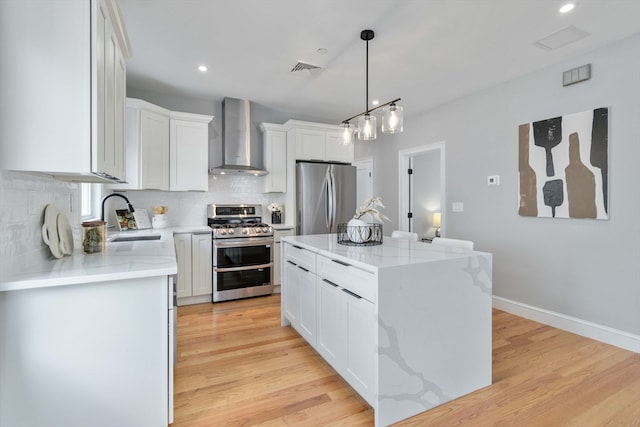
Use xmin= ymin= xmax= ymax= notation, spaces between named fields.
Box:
xmin=282 ymin=244 xmax=317 ymax=346
xmin=281 ymin=235 xmax=493 ymax=427
xmin=316 ymin=278 xmax=347 ymax=368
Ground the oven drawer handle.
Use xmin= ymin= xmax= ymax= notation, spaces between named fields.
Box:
xmin=286 ymin=260 xmax=297 ymax=266
xmin=214 ymin=239 xmax=273 ymax=248
xmin=322 ymin=278 xmax=339 ymax=287
xmin=215 ymin=263 xmax=273 ymax=273
xmin=297 ymin=266 xmax=309 ymax=272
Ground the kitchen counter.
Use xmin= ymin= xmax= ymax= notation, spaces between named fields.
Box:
xmin=0 ymin=226 xmax=210 ymax=292
xmin=281 ymin=234 xmax=493 ymax=426
xmin=282 ymin=233 xmax=487 ymax=272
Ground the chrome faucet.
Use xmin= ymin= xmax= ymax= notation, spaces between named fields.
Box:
xmin=101 ymin=193 xmax=135 ymax=222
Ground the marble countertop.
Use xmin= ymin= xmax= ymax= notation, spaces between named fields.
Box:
xmin=0 ymin=226 xmax=211 ymax=293
xmin=282 ymin=234 xmax=489 ymax=273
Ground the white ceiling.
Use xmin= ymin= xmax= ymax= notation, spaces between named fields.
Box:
xmin=120 ymin=0 xmax=640 ymax=123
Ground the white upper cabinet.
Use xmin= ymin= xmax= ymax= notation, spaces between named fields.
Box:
xmin=111 ymin=99 xmax=212 ymax=192
xmin=285 ymin=120 xmax=353 ymax=164
xmin=115 ymin=99 xmax=170 ymax=191
xmin=260 ymin=123 xmax=287 ymax=193
xmin=170 ymin=112 xmax=212 ymax=192
xmin=0 ymin=0 xmax=131 ymax=183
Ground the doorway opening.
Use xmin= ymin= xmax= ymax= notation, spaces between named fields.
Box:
xmin=398 ymin=142 xmax=445 ymax=239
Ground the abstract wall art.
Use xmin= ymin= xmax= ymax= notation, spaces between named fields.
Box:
xmin=518 ymin=107 xmax=608 ymax=219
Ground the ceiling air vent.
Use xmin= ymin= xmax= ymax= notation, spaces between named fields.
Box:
xmin=290 ymin=60 xmax=322 ymax=73
xmin=534 ymin=26 xmax=590 ymax=51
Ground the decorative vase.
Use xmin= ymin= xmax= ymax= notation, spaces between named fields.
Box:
xmin=347 ymin=218 xmax=372 ymax=243
xmin=152 ymin=214 xmax=168 ymax=229
xmin=271 ymin=211 xmax=282 ymax=224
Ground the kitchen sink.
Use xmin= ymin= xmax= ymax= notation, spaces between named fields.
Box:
xmin=109 ymin=234 xmax=162 ymax=242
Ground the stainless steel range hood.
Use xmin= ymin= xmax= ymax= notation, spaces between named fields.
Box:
xmin=209 ymin=97 xmax=268 ymax=176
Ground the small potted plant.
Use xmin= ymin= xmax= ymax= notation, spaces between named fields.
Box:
xmin=347 ymin=197 xmax=389 ymax=243
xmin=268 ymin=202 xmax=282 ymax=224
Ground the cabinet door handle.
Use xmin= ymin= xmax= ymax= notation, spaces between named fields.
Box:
xmin=298 ymin=266 xmax=309 ymax=272
xmin=287 ymin=260 xmax=297 ymax=266
xmin=292 ymin=245 xmax=304 ymax=250
xmin=331 ymin=259 xmax=351 ymax=267
xmin=342 ymin=288 xmax=362 ymax=299
xmin=322 ymin=278 xmax=339 ymax=287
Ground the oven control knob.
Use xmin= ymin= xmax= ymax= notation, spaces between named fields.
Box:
xmin=220 ymin=229 xmax=227 ymax=236
xmin=255 ymin=228 xmax=262 ymax=234
xmin=242 ymin=228 xmax=248 ymax=235
xmin=228 ymin=229 xmax=235 ymax=235
xmin=262 ymin=227 xmax=269 ymax=233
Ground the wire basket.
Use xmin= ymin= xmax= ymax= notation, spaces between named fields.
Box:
xmin=337 ymin=223 xmax=383 ymax=246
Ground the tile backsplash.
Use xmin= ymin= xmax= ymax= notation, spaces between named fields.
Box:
xmin=0 ymin=171 xmax=286 ymax=280
xmin=0 ymin=171 xmax=79 ymax=280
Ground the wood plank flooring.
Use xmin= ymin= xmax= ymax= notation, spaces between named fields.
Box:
xmin=173 ymin=295 xmax=640 ymax=426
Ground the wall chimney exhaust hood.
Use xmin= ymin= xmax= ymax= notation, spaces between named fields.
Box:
xmin=209 ymin=98 xmax=268 ymax=176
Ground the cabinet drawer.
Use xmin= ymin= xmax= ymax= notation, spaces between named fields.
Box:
xmin=316 ymin=255 xmax=376 ymax=303
xmin=284 ymin=243 xmax=316 ymax=273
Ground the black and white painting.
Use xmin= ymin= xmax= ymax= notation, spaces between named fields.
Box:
xmin=518 ymin=107 xmax=608 ymax=220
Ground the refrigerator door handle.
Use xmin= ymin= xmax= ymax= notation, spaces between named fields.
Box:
xmin=330 ymin=166 xmax=338 ymax=232
xmin=325 ymin=167 xmax=333 ymax=232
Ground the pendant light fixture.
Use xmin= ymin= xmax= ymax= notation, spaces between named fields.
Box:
xmin=341 ymin=29 xmax=403 ymax=144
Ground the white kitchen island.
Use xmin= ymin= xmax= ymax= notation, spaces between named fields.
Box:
xmin=281 ymin=234 xmax=492 ymax=427
xmin=0 ymin=229 xmax=185 ymax=427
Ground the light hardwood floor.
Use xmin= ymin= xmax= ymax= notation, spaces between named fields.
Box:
xmin=174 ymin=295 xmax=640 ymax=426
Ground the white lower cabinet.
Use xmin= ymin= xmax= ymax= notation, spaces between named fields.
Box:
xmin=282 ymin=244 xmax=317 ymax=346
xmin=273 ymin=228 xmax=295 ymax=289
xmin=283 ymin=243 xmax=375 ymax=406
xmin=175 ymin=232 xmax=212 ymax=303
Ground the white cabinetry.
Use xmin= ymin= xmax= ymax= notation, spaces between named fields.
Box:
xmin=282 ymin=243 xmax=317 ymax=346
xmin=112 ymin=99 xmax=212 ymax=191
xmin=315 ymin=254 xmax=376 ymax=405
xmin=0 ymin=0 xmax=131 ymax=183
xmin=175 ymin=232 xmax=212 ymax=303
xmin=283 ymin=242 xmax=375 ymax=402
xmin=260 ymin=123 xmax=287 ymax=193
xmin=285 ymin=120 xmax=353 ymax=164
xmin=117 ymin=99 xmax=170 ymax=190
xmin=170 ymin=112 xmax=211 ymax=192
xmin=273 ymin=228 xmax=295 ymax=290
xmin=0 ymin=275 xmax=171 ymax=426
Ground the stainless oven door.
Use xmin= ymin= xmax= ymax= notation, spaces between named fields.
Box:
xmin=212 ymin=237 xmax=274 ymax=302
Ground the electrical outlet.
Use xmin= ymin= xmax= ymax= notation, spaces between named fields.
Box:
xmin=487 ymin=175 xmax=500 ymax=186
xmin=452 ymin=202 xmax=464 ymax=212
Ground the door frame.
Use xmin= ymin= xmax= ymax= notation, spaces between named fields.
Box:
xmin=353 ymin=157 xmax=374 ymax=207
xmin=398 ymin=142 xmax=446 ymax=234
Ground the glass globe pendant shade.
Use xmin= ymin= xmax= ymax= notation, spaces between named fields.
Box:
xmin=341 ymin=122 xmax=354 ymax=145
xmin=381 ymin=103 xmax=403 ymax=133
xmin=357 ymin=114 xmax=377 ymax=140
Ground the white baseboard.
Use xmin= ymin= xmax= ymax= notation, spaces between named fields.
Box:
xmin=493 ymin=296 xmax=640 ymax=354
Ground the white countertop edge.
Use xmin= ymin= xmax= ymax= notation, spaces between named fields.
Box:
xmin=282 ymin=234 xmax=490 ymax=272
xmin=0 ymin=225 xmax=209 ymax=292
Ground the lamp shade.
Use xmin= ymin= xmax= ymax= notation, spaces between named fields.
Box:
xmin=432 ymin=212 xmax=441 ymax=228
xmin=358 ymin=114 xmax=377 ymax=140
xmin=341 ymin=122 xmax=354 ymax=145
xmin=381 ymin=103 xmax=403 ymax=133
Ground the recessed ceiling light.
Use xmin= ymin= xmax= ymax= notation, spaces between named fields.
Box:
xmin=317 ymin=48 xmax=328 ymax=54
xmin=198 ymin=65 xmax=208 ymax=72
xmin=372 ymin=99 xmax=380 ymax=106
xmin=559 ymin=3 xmax=575 ymax=13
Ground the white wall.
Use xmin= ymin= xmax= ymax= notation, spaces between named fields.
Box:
xmin=357 ymin=34 xmax=640 ymax=336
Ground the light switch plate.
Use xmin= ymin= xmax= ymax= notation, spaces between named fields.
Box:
xmin=452 ymin=202 xmax=464 ymax=212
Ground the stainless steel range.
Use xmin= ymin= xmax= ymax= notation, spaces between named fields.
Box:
xmin=207 ymin=204 xmax=274 ymax=302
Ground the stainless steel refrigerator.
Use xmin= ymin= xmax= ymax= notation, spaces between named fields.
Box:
xmin=296 ymin=161 xmax=357 ymax=235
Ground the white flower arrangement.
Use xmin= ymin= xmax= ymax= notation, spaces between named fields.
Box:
xmin=353 ymin=196 xmax=390 ymax=223
xmin=267 ymin=202 xmax=282 ymax=213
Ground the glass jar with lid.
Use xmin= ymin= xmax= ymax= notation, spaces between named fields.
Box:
xmin=81 ymin=220 xmax=106 ymax=254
